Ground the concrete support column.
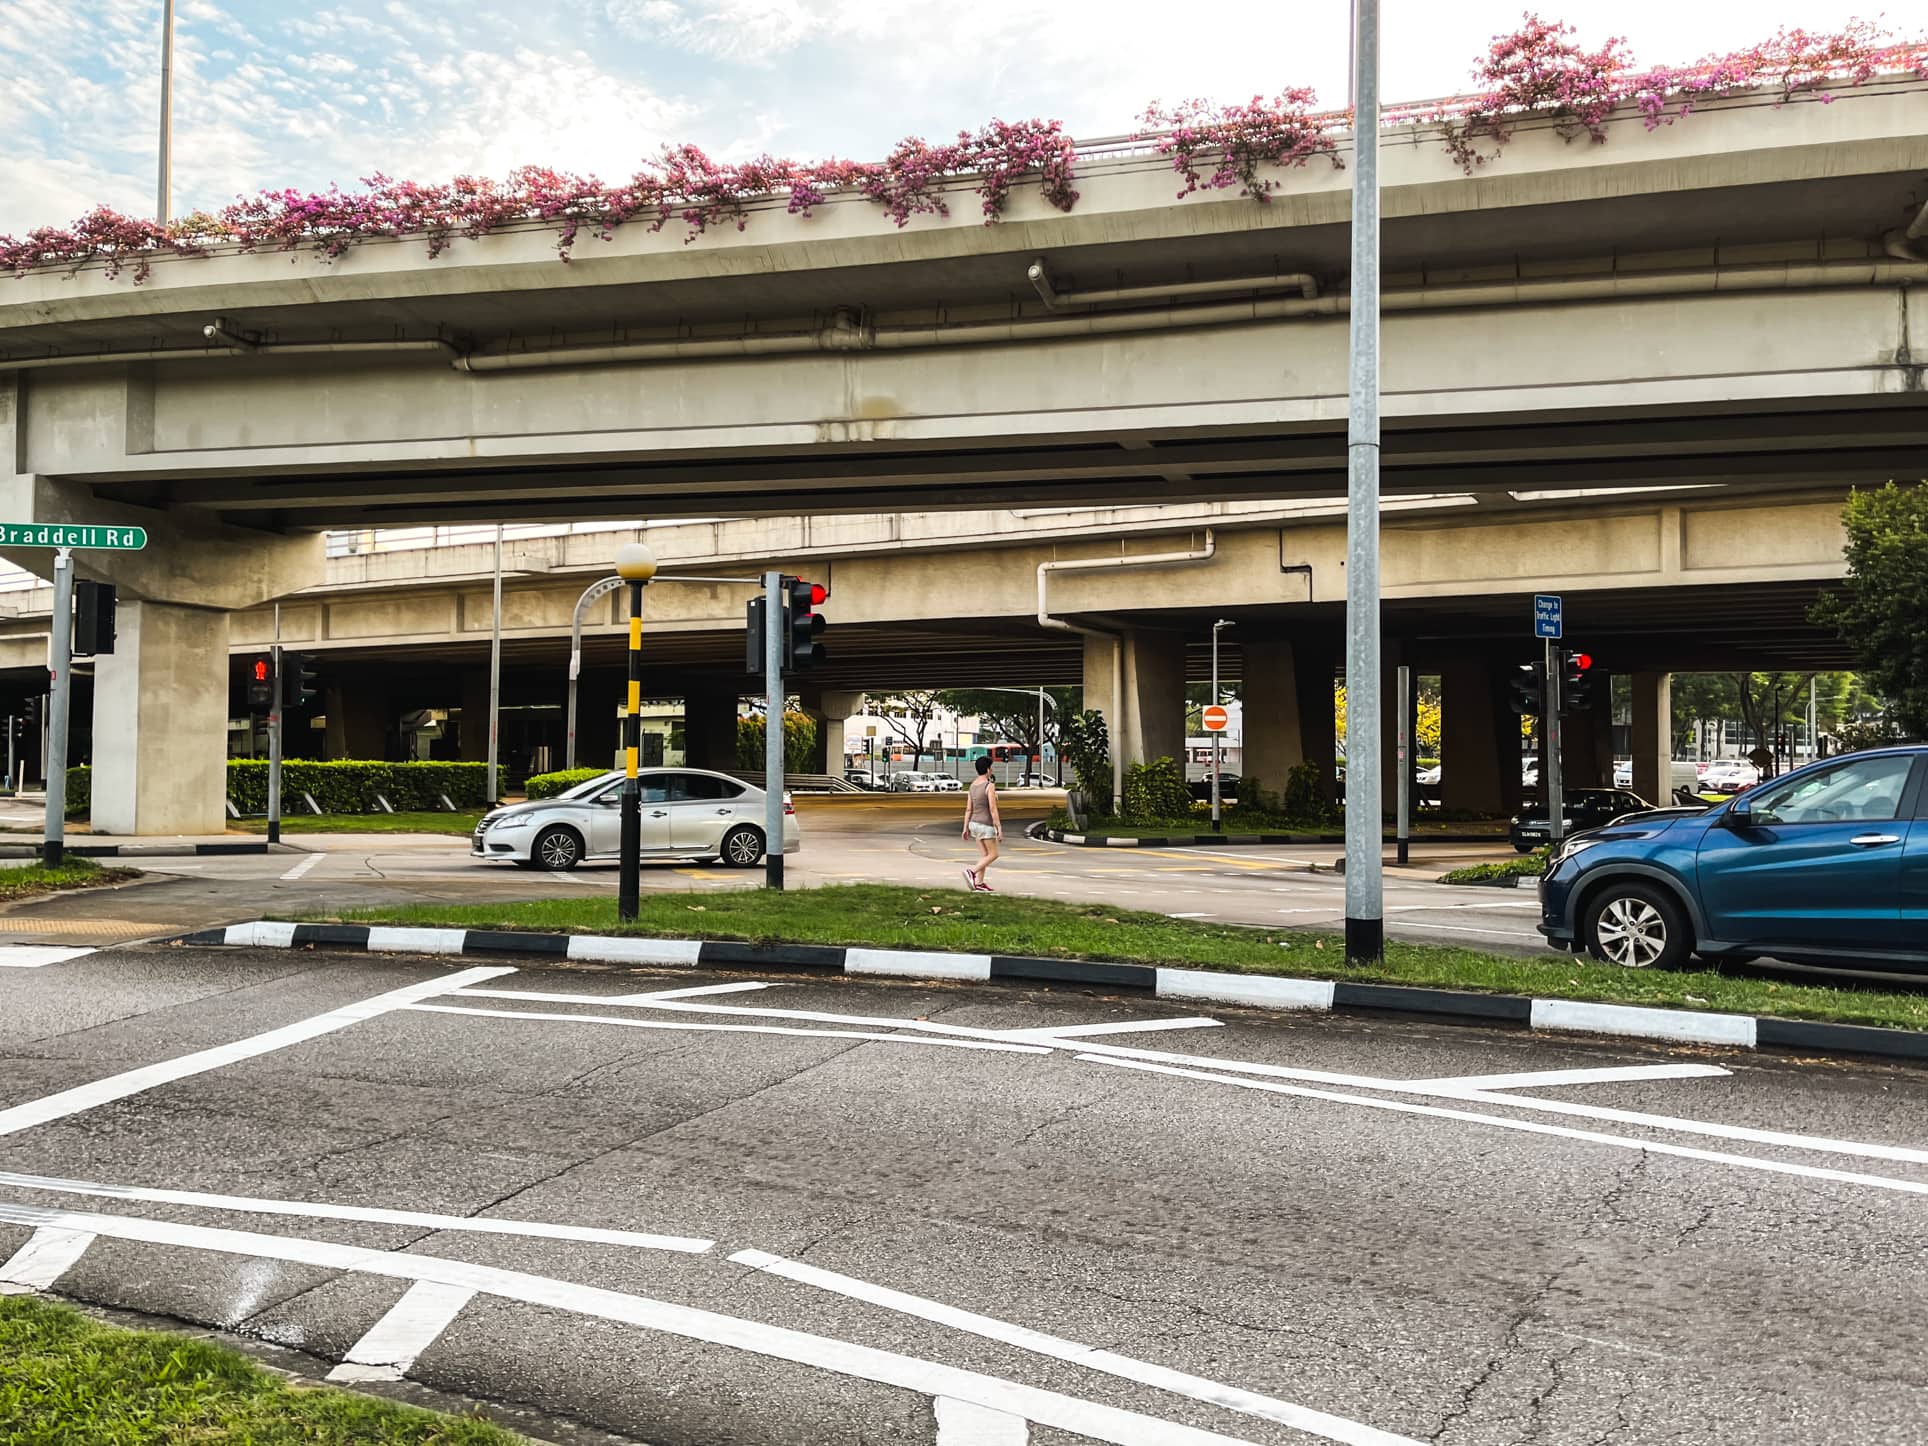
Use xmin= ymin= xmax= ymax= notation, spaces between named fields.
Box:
xmin=1240 ymin=637 xmax=1306 ymax=798
xmin=799 ymin=689 xmax=862 ymax=775
xmin=1293 ymin=640 xmax=1340 ymax=804
xmin=1631 ymin=672 xmax=1672 ymax=804
xmin=1441 ymin=658 xmax=1516 ymax=817
xmin=459 ymin=673 xmax=490 ymax=763
xmin=682 ymin=685 xmax=741 ymax=772
xmin=90 ymin=603 xmax=230 ymax=835
xmin=323 ymin=683 xmax=388 ymax=760
xmin=1079 ymin=630 xmax=1185 ymax=792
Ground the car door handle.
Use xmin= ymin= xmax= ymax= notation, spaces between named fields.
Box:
xmin=716 ymin=808 xmax=731 ymax=816
xmin=1850 ymin=834 xmax=1901 ymax=847
xmin=649 ymin=810 xmax=669 ymax=818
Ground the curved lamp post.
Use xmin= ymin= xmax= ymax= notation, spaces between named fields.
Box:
xmin=615 ymin=543 xmax=658 ymax=920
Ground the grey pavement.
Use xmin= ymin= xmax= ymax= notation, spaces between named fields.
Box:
xmin=2 ymin=945 xmax=1927 ymax=1443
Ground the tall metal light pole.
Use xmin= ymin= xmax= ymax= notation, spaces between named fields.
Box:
xmin=1211 ymin=619 xmax=1231 ymax=832
xmin=1343 ymin=0 xmax=1384 ymax=965
xmin=157 ymin=0 xmax=175 ymax=222
xmin=615 ymin=544 xmax=657 ymax=919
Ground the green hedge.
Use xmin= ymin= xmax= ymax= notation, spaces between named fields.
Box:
xmin=65 ymin=766 xmax=89 ymax=819
xmin=524 ymin=767 xmax=607 ymax=799
xmin=1122 ymin=756 xmax=1192 ymax=820
xmin=226 ymin=760 xmax=488 ymax=814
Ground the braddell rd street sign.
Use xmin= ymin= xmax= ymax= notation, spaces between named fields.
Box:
xmin=0 ymin=523 xmax=148 ymax=550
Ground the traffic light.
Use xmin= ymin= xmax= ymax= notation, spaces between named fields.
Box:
xmin=745 ymin=596 xmax=766 ymax=674
xmin=22 ymin=697 xmax=39 ymax=732
xmin=291 ymin=653 xmax=320 ymax=705
xmin=1560 ymin=650 xmax=1600 ymax=713
xmin=1506 ymin=662 xmax=1545 ymax=716
xmin=73 ymin=581 xmax=116 ymax=656
xmin=247 ymin=656 xmax=274 ymax=712
xmin=783 ymin=577 xmax=828 ymax=670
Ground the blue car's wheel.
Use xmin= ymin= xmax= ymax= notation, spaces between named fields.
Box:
xmin=1584 ymin=883 xmax=1690 ymax=970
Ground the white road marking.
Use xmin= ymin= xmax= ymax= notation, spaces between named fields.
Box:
xmin=327 ymin=1280 xmax=475 ymax=1382
xmin=278 ymin=853 xmax=325 ymax=882
xmin=408 ymin=1003 xmax=1053 ymax=1055
xmin=732 ymin=1250 xmax=1422 ymax=1446
xmin=0 ymin=965 xmax=515 ymax=1138
xmin=0 ymin=1168 xmax=713 ymax=1253
xmin=0 ymin=1201 xmax=1286 ymax=1446
xmin=1078 ymin=1055 xmax=1928 ymax=1196
xmin=440 ymin=987 xmax=1928 ymax=1169
xmin=0 ymin=945 xmax=95 ymax=969
xmin=936 ymin=1396 xmax=1029 ymax=1444
xmin=0 ymin=1226 xmax=93 ymax=1292
xmin=611 ymin=981 xmax=774 ymax=1002
xmin=1000 ymin=1018 xmax=1223 ymax=1042
xmin=1412 ymin=1064 xmax=1730 ymax=1092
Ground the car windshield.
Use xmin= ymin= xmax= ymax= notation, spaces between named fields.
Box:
xmin=556 ymin=772 xmax=621 ymax=800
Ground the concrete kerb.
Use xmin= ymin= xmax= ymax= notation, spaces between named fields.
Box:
xmin=174 ymin=922 xmax=1928 ymax=1066
xmin=1028 ymin=823 xmax=1505 ymax=848
xmin=0 ymin=842 xmax=279 ymax=859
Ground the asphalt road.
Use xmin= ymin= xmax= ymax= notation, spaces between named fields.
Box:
xmin=3 ymin=945 xmax=1926 ymax=1443
xmin=0 ymin=794 xmax=1546 ymax=953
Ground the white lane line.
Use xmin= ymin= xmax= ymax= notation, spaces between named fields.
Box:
xmin=327 ymin=1280 xmax=475 ymax=1382
xmin=611 ymin=981 xmax=775 ymax=1002
xmin=732 ymin=1251 xmax=1421 ymax=1446
xmin=0 ymin=1226 xmax=94 ymax=1293
xmin=443 ymin=988 xmax=1928 ymax=1168
xmin=0 ymin=945 xmax=96 ymax=969
xmin=1079 ymin=1056 xmax=1928 ymax=1196
xmin=1000 ymin=1018 xmax=1224 ymax=1042
xmin=0 ymin=965 xmax=516 ymax=1138
xmin=408 ymin=1003 xmax=1053 ymax=1055
xmin=1412 ymin=1064 xmax=1731 ymax=1092
xmin=279 ymin=853 xmax=325 ymax=882
xmin=0 ymin=1202 xmax=1278 ymax=1446
xmin=936 ymin=1396 xmax=1029 ymax=1444
xmin=1166 ymin=912 xmax=1213 ymax=920
xmin=0 ymin=1168 xmax=712 ymax=1253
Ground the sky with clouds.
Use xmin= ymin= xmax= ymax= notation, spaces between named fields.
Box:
xmin=0 ymin=0 xmax=1898 ymax=235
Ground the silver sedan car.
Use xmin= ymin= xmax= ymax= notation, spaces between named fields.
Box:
xmin=471 ymin=768 xmax=801 ymax=870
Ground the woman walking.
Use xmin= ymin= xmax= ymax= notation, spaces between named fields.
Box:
xmin=961 ymin=755 xmax=1003 ymax=892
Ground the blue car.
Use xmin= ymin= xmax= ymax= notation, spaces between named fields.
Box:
xmin=1539 ymin=746 xmax=1928 ymax=971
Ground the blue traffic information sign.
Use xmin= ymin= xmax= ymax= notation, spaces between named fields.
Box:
xmin=1533 ymin=594 xmax=1563 ymax=639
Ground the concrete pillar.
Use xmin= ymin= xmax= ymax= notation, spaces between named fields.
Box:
xmin=90 ymin=603 xmax=229 ymax=835
xmin=1441 ymin=658 xmax=1516 ymax=817
xmin=799 ymin=689 xmax=863 ymax=775
xmin=459 ymin=672 xmax=490 ymax=763
xmin=1079 ymin=630 xmax=1185 ymax=796
xmin=1240 ymin=637 xmax=1306 ymax=799
xmin=323 ymin=683 xmax=388 ymax=760
xmin=1293 ymin=640 xmax=1340 ymax=804
xmin=682 ymin=685 xmax=741 ymax=772
xmin=1631 ymin=672 xmax=1672 ymax=803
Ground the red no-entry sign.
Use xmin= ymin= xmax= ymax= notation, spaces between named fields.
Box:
xmin=1202 ymin=705 xmax=1230 ymax=733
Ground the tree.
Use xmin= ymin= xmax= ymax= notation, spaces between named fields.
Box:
xmin=1811 ymin=483 xmax=1928 ymax=737
xmin=735 ymin=711 xmax=817 ymax=772
xmin=935 ymin=687 xmax=1077 ymax=770
xmin=1334 ymin=682 xmax=1443 ymax=755
xmin=871 ymin=691 xmax=944 ymax=766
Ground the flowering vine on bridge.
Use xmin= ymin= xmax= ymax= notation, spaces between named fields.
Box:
xmin=2 ymin=15 xmax=1923 ymax=285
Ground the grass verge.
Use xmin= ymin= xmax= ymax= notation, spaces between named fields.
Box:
xmin=0 ymin=1295 xmax=522 ymax=1444
xmin=0 ymin=856 xmax=139 ymax=902
xmin=1441 ymin=848 xmax=1550 ymax=885
xmin=236 ymin=811 xmax=484 ymax=837
xmin=306 ymin=882 xmax=1928 ymax=1033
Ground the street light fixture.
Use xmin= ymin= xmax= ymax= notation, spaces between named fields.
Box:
xmin=614 ymin=543 xmax=658 ymax=920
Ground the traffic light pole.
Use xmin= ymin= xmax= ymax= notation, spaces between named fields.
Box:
xmin=763 ymin=571 xmax=785 ymax=890
xmin=267 ymin=608 xmax=282 ymax=846
xmin=1544 ymin=637 xmax=1564 ymax=844
xmin=618 ymin=579 xmax=644 ymax=921
xmin=1395 ymin=664 xmax=1412 ymax=867
xmin=42 ymin=548 xmax=73 ymax=866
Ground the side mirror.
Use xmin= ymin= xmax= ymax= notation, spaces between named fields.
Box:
xmin=1725 ymin=796 xmax=1752 ymax=825
xmin=596 ymin=794 xmax=621 ymax=807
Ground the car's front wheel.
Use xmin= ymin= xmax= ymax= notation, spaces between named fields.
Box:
xmin=533 ymin=825 xmax=583 ymax=871
xmin=1513 ymin=843 xmax=1536 ymax=854
xmin=720 ymin=825 xmax=766 ymax=868
xmin=1583 ymin=882 xmax=1690 ymax=970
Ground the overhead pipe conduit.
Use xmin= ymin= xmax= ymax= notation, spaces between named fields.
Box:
xmin=3 ymin=258 xmax=1925 ymax=372
xmin=1037 ymin=528 xmax=1216 ymax=806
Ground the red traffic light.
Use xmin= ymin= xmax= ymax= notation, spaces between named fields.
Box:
xmin=1570 ymin=653 xmax=1593 ymax=671
xmin=807 ymin=582 xmax=829 ymax=606
xmin=253 ymin=658 xmax=270 ymax=682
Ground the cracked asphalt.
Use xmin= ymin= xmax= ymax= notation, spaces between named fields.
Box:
xmin=3 ymin=945 xmax=1927 ymax=1444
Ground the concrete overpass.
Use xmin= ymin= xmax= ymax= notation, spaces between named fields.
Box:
xmin=0 ymin=485 xmax=1860 ymax=814
xmin=2 ymin=77 xmax=1923 ymax=828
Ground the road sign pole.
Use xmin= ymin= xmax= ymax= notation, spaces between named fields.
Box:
xmin=1342 ymin=0 xmax=1384 ymax=966
xmin=763 ymin=571 xmax=786 ymax=890
xmin=267 ymin=613 xmax=282 ymax=846
xmin=1545 ymin=637 xmax=1564 ymax=844
xmin=43 ymin=548 xmax=73 ymax=866
xmin=1210 ymin=621 xmax=1224 ymax=833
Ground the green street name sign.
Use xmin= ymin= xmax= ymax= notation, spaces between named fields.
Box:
xmin=0 ymin=523 xmax=147 ymax=551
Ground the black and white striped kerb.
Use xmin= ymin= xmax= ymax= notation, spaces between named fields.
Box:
xmin=176 ymin=921 xmax=1928 ymax=1065
xmin=1028 ymin=824 xmax=1500 ymax=848
xmin=0 ymin=841 xmax=270 ymax=859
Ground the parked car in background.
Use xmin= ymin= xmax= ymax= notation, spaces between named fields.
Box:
xmin=472 ymin=769 xmax=799 ymax=870
xmin=1014 ymin=772 xmax=1057 ymax=788
xmin=1540 ymin=746 xmax=1927 ymax=972
xmin=1188 ymin=774 xmax=1241 ymax=802
xmin=1700 ymin=759 xmax=1761 ymax=792
xmin=1510 ymin=788 xmax=1654 ymax=852
xmin=842 ymin=768 xmax=884 ymax=790
xmin=890 ymin=771 xmax=962 ymax=792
